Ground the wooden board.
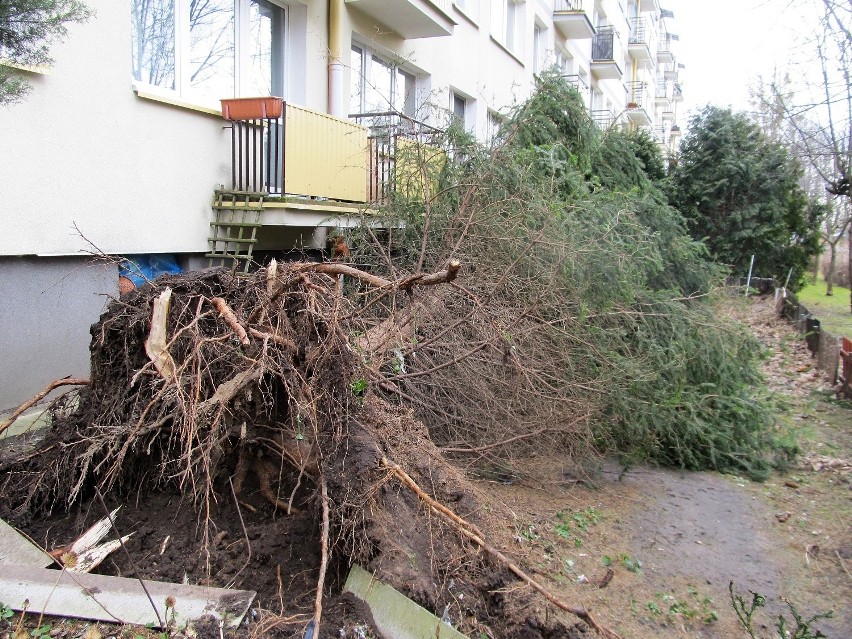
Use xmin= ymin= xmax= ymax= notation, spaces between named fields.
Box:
xmin=0 ymin=565 xmax=255 ymax=629
xmin=0 ymin=518 xmax=52 ymax=568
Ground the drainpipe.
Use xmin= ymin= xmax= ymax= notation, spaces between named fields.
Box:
xmin=328 ymin=0 xmax=346 ymax=118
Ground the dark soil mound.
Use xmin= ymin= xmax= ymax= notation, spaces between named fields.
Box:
xmin=1 ymin=266 xmax=610 ymax=638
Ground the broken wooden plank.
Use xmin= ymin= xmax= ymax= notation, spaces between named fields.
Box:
xmin=344 ymin=564 xmax=469 ymax=639
xmin=0 ymin=518 xmax=52 ymax=568
xmin=0 ymin=565 xmax=255 ymax=629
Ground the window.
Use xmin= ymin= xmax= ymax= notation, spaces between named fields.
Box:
xmin=350 ymin=45 xmax=416 ymax=116
xmin=491 ymin=0 xmax=523 ymax=53
xmin=454 ymin=0 xmax=479 ymax=19
xmin=452 ymin=91 xmax=466 ymax=124
xmin=487 ymin=110 xmax=503 ymax=142
xmin=533 ymin=24 xmax=545 ymax=74
xmin=131 ymin=0 xmax=286 ymax=103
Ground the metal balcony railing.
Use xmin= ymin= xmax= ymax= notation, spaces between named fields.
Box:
xmin=223 ymin=99 xmax=368 ymax=202
xmin=350 ymin=111 xmax=444 ymax=204
xmin=655 ymin=79 xmax=670 ymax=99
xmin=628 ymin=17 xmax=648 ymax=44
xmin=625 ymin=81 xmax=648 ymax=110
xmin=554 ymin=0 xmax=585 ymax=11
xmin=591 ymin=109 xmax=614 ymax=129
xmin=672 ymin=83 xmax=683 ymax=101
xmin=562 ymin=73 xmax=589 ymax=93
xmin=592 ymin=26 xmax=616 ymax=61
xmin=659 ymin=34 xmax=673 ymax=53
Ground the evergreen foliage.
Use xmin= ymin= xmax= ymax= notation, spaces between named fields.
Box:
xmin=353 ymin=72 xmax=778 ymax=479
xmin=667 ymin=106 xmax=821 ymax=286
xmin=0 ymin=0 xmax=91 ymax=104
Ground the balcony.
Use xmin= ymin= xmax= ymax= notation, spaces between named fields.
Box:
xmin=657 ymin=34 xmax=674 ymax=64
xmin=661 ymin=108 xmax=675 ymax=121
xmin=664 ymin=59 xmax=679 ymax=81
xmin=553 ymin=0 xmax=595 ymax=40
xmin=639 ymin=0 xmax=660 ymax=11
xmin=591 ymin=27 xmax=623 ymax=80
xmin=222 ymin=98 xmax=368 ymax=202
xmin=591 ymin=109 xmax=615 ymax=130
xmin=345 ymin=0 xmax=456 ymax=38
xmin=627 ymin=18 xmax=652 ymax=62
xmin=655 ymin=79 xmax=671 ymax=107
xmin=350 ymin=111 xmax=445 ymax=205
xmin=669 ymin=124 xmax=682 ymax=138
xmin=672 ymin=83 xmax=684 ymax=102
xmin=562 ymin=73 xmax=590 ymax=94
xmin=625 ymin=81 xmax=652 ymax=126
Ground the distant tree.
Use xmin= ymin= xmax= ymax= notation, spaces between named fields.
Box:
xmin=668 ymin=106 xmax=821 ymax=286
xmin=0 ymin=0 xmax=91 ymax=105
xmin=751 ymin=0 xmax=852 ymax=308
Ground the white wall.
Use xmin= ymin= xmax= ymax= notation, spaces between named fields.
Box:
xmin=0 ymin=0 xmax=230 ymax=257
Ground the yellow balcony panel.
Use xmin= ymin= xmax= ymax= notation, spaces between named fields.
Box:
xmin=283 ymin=105 xmax=368 ymax=202
xmin=346 ymin=0 xmax=455 ymax=38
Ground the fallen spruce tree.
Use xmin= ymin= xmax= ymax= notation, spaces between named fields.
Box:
xmin=1 ymin=262 xmax=622 ymax=639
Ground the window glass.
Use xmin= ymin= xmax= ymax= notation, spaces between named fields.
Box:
xmin=248 ymin=0 xmax=283 ymax=96
xmin=366 ymin=56 xmax=392 ymax=113
xmin=505 ymin=1 xmax=516 ymax=50
xmin=351 ymin=45 xmax=416 ymax=117
xmin=350 ymin=45 xmax=363 ymax=114
xmin=189 ymin=0 xmax=235 ymax=100
xmin=396 ymin=69 xmax=416 ymax=116
xmin=452 ymin=92 xmax=466 ymax=122
xmin=132 ymin=0 xmax=176 ymax=89
xmin=132 ymin=0 xmax=285 ymax=101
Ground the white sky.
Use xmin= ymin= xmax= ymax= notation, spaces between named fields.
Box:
xmin=665 ymin=0 xmax=825 ymax=120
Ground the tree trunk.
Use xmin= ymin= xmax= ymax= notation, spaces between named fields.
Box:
xmin=812 ymin=250 xmax=821 ymax=284
xmin=826 ymin=243 xmax=837 ymax=296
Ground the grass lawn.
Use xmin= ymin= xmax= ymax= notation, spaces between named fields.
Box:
xmin=796 ymin=280 xmax=852 ymax=336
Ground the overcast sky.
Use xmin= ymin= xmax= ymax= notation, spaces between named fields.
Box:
xmin=665 ymin=0 xmax=824 ymax=121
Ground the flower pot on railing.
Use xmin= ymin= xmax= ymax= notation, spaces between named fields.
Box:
xmin=627 ymin=101 xmax=638 ymax=109
xmin=220 ymin=97 xmax=284 ymax=120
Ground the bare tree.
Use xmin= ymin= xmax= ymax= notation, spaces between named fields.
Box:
xmin=754 ymin=0 xmax=852 ymax=308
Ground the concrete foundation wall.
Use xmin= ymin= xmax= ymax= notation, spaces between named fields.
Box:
xmin=0 ymin=256 xmax=116 ymax=412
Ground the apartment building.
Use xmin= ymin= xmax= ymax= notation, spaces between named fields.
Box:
xmin=0 ymin=0 xmax=685 ymax=410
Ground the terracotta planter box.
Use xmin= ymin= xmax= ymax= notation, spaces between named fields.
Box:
xmin=221 ymin=97 xmax=284 ymax=120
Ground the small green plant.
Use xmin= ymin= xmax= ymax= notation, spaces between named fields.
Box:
xmin=350 ymin=377 xmax=368 ymax=396
xmin=729 ymin=581 xmax=833 ymax=639
xmin=646 ymin=588 xmax=717 ymax=627
xmin=0 ymin=602 xmax=14 ymax=622
xmin=619 ymin=553 xmax=642 ymax=573
xmin=30 ymin=623 xmax=52 ymax=639
xmin=553 ymin=507 xmax=600 ymax=547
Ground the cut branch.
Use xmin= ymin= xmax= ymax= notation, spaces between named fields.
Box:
xmin=211 ymin=297 xmax=250 ymax=345
xmin=0 ymin=377 xmax=89 ymax=437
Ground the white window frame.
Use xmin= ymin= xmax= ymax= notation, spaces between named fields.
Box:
xmin=131 ymin=0 xmax=289 ymax=107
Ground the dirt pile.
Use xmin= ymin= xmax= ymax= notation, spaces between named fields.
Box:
xmin=0 ymin=265 xmax=617 ymax=638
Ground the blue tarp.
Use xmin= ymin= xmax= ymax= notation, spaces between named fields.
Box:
xmin=119 ymin=254 xmax=182 ymax=287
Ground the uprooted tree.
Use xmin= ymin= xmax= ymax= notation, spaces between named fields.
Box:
xmin=1 ymin=73 xmax=786 ymax=638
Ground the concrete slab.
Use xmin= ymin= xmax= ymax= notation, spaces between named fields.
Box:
xmin=0 ymin=518 xmax=52 ymax=568
xmin=0 ymin=565 xmax=255 ymax=629
xmin=344 ymin=564 xmax=469 ymax=639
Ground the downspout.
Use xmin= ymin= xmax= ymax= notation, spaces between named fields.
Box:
xmin=328 ymin=0 xmax=346 ymax=118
